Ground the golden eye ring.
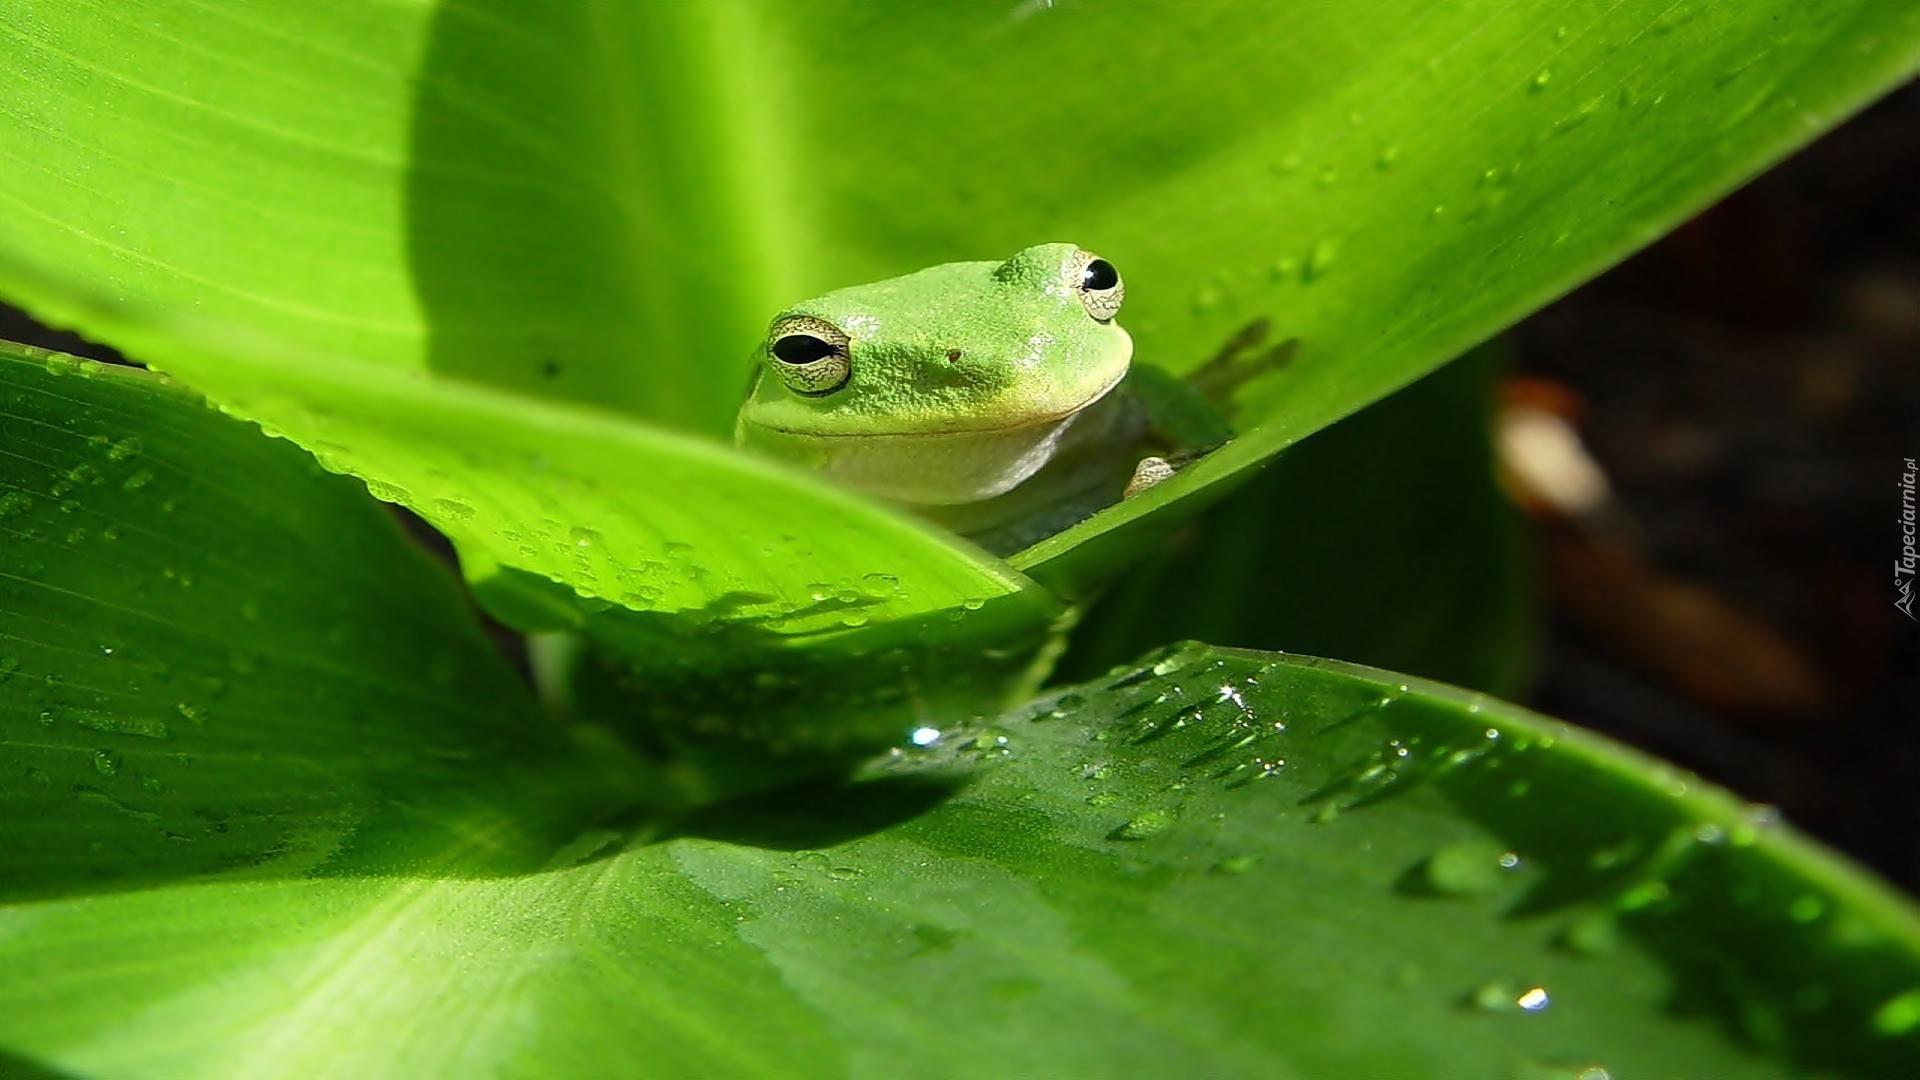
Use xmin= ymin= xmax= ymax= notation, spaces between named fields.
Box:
xmin=767 ymin=315 xmax=852 ymax=395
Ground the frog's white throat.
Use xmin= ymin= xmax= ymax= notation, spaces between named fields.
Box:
xmin=797 ymin=381 xmax=1133 ymax=507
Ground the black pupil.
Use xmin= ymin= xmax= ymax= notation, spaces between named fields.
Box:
xmin=772 ymin=334 xmax=836 ymax=365
xmin=1081 ymin=259 xmax=1118 ymax=291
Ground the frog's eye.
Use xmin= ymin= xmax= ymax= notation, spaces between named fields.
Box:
xmin=1072 ymin=250 xmax=1124 ymax=322
xmin=767 ymin=315 xmax=851 ymax=395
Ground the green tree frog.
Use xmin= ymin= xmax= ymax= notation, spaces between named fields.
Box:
xmin=735 ymin=243 xmax=1229 ymax=554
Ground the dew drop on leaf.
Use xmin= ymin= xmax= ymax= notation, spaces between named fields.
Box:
xmin=1872 ymin=988 xmax=1920 ymax=1036
xmin=1110 ymin=808 xmax=1174 ymax=841
xmin=434 ymin=498 xmax=476 ymax=522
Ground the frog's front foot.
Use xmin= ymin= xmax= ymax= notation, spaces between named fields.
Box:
xmin=1123 ymin=456 xmax=1177 ymax=499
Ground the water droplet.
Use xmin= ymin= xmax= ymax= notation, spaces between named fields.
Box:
xmin=1531 ymin=69 xmax=1552 ymax=91
xmin=1587 ymin=838 xmax=1641 ymax=871
xmin=570 ymin=526 xmax=601 ymax=548
xmin=1561 ymin=912 xmax=1619 ymax=956
xmin=1111 ymin=808 xmax=1175 ymax=841
xmin=93 ymin=749 xmax=120 ymax=776
xmin=106 ymin=437 xmax=142 ymax=462
xmin=1424 ymin=841 xmax=1514 ymax=895
xmin=1730 ymin=803 xmax=1780 ymax=847
xmin=1470 ymin=981 xmax=1550 ymax=1013
xmin=70 ymin=708 xmax=170 ymax=739
xmin=0 ymin=491 xmax=30 ymax=519
xmin=909 ymin=726 xmax=941 ymax=747
xmin=1471 ymin=981 xmax=1514 ymax=1011
xmin=363 ymin=479 xmax=413 ymax=506
xmin=1086 ymin=792 xmax=1119 ymax=808
xmin=0 ymin=657 xmax=19 ymax=684
xmin=434 ymin=498 xmax=476 ymax=522
xmin=1270 ymin=255 xmax=1298 ymax=280
xmin=1516 ymin=1063 xmax=1611 ymax=1080
xmin=1872 ymin=988 xmax=1920 ymax=1035
xmin=1213 ymin=855 xmax=1259 ymax=875
xmin=1787 ymin=895 xmax=1825 ymax=924
xmin=1305 ymin=238 xmax=1341 ymax=282
xmin=1617 ymin=880 xmax=1669 ymax=911
xmin=1555 ymin=98 xmax=1602 ymax=133
xmin=120 ymin=469 xmax=154 ymax=492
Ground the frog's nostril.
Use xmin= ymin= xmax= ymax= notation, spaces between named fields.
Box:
xmin=946 ymin=349 xmax=963 ymax=363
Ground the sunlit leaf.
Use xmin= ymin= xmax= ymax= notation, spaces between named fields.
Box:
xmin=4 ymin=641 xmax=1916 ymax=1077
xmin=0 ymin=345 xmax=626 ymax=897
xmin=2 ymin=2 xmax=1913 ymax=610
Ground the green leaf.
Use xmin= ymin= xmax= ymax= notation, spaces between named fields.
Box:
xmin=0 ymin=281 xmax=1055 ymax=634
xmin=794 ymin=1 xmax=1920 ymax=581
xmin=0 ymin=344 xmax=627 ymax=895
xmin=3 ymin=2 xmax=1915 ymax=613
xmin=180 ymin=330 xmax=1056 ymax=634
xmin=1059 ymin=345 xmax=1536 ymax=697
xmin=6 ymin=640 xmax=1918 ymax=1076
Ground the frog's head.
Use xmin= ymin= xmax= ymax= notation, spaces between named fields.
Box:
xmin=737 ymin=243 xmax=1131 ymax=445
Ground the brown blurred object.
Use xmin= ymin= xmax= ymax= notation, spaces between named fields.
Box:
xmin=1514 ymin=78 xmax=1920 ymax=890
xmin=1541 ymin=527 xmax=1827 ymax=721
xmin=1497 ymin=388 xmax=1826 ymax=722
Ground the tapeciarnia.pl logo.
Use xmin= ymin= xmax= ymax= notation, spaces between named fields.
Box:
xmin=1899 ymin=457 xmax=1917 ymax=621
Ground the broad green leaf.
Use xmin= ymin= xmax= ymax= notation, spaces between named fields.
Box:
xmin=5 ymin=641 xmax=1917 ymax=1077
xmin=3 ymin=2 xmax=1915 ymax=616
xmin=0 ymin=293 xmax=1056 ymax=634
xmin=497 ymin=564 xmax=1063 ymax=781
xmin=784 ymin=1 xmax=1920 ymax=582
xmin=0 ymin=344 xmax=631 ymax=896
xmin=1059 ymin=346 xmax=1535 ymax=697
xmin=0 ymin=3 xmax=782 ymax=435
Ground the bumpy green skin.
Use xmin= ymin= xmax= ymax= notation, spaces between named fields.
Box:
xmin=735 ymin=242 xmax=1227 ymax=554
xmin=737 ymin=243 xmax=1130 ymax=443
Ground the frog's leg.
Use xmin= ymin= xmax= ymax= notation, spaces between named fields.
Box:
xmin=1123 ymin=456 xmax=1178 ymax=498
xmin=1119 ymin=362 xmax=1235 ymax=499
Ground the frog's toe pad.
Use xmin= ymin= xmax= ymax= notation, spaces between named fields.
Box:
xmin=1123 ymin=456 xmax=1177 ymax=499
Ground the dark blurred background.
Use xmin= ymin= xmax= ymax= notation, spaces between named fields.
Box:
xmin=1515 ymin=77 xmax=1920 ymax=894
xmin=4 ymin=80 xmax=1914 ymax=893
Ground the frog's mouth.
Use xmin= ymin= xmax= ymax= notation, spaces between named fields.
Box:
xmin=745 ymin=372 xmax=1132 ymax=506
